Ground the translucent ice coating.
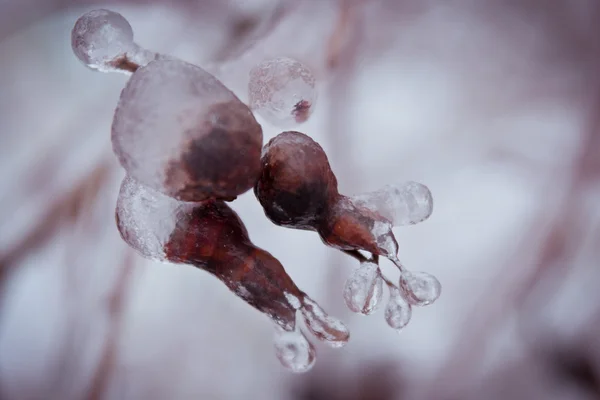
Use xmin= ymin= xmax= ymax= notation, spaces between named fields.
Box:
xmin=248 ymin=57 xmax=317 ymax=127
xmin=116 ymin=176 xmax=349 ymax=370
xmin=385 ymin=285 xmax=412 ymax=331
xmin=399 ymin=270 xmax=442 ymax=306
xmin=273 ymin=326 xmax=316 ymax=373
xmin=71 ymin=9 xmax=157 ymax=73
xmin=116 ymin=176 xmax=301 ymax=330
xmin=255 ymin=131 xmax=442 ymax=328
xmin=343 ymin=260 xmax=384 ymax=315
xmin=300 ymin=296 xmax=350 ymax=348
xmin=255 ymin=131 xmax=399 ymax=258
xmin=112 ymin=59 xmax=264 ymax=202
xmin=351 ymin=182 xmax=433 ymax=226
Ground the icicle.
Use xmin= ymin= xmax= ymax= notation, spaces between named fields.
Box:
xmin=300 ymin=296 xmax=350 ymax=348
xmin=273 ymin=325 xmax=316 ymax=373
xmin=351 ymin=181 xmax=433 ymax=227
xmin=343 ymin=260 xmax=384 ymax=315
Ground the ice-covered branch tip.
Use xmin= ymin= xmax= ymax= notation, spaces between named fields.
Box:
xmin=71 ymin=9 xmax=158 ymax=74
xmin=116 ymin=176 xmax=349 ymax=372
xmin=255 ymin=131 xmax=441 ymax=330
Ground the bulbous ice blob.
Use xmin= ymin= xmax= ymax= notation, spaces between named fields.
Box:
xmin=351 ymin=181 xmax=433 ymax=227
xmin=343 ymin=260 xmax=384 ymax=315
xmin=249 ymin=57 xmax=317 ymax=127
xmin=399 ymin=271 xmax=442 ymax=306
xmin=273 ymin=326 xmax=316 ymax=373
xmin=385 ymin=286 xmax=412 ymax=331
xmin=300 ymin=296 xmax=350 ymax=348
xmin=112 ymin=59 xmax=264 ymax=202
xmin=71 ymin=9 xmax=135 ymax=72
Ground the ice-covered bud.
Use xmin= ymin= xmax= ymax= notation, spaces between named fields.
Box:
xmin=300 ymin=296 xmax=350 ymax=348
xmin=249 ymin=57 xmax=317 ymax=127
xmin=112 ymin=59 xmax=263 ymax=202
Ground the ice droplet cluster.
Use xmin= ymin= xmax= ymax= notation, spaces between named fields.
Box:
xmin=72 ymin=8 xmax=442 ymax=373
xmin=255 ymin=131 xmax=442 ymax=333
xmin=248 ymin=57 xmax=317 ymax=127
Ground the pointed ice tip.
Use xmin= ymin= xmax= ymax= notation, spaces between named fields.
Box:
xmin=300 ymin=296 xmax=350 ymax=348
xmin=350 ymin=181 xmax=434 ymax=227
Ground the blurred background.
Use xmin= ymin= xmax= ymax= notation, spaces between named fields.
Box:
xmin=1 ymin=0 xmax=600 ymax=399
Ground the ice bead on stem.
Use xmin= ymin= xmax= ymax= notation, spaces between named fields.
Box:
xmin=273 ymin=325 xmax=316 ymax=373
xmin=249 ymin=57 xmax=317 ymax=127
xmin=300 ymin=296 xmax=350 ymax=348
xmin=391 ymin=257 xmax=441 ymax=307
xmin=351 ymin=181 xmax=433 ymax=227
xmin=384 ymin=283 xmax=412 ymax=331
xmin=343 ymin=259 xmax=384 ymax=315
xmin=112 ymin=58 xmax=263 ymax=202
xmin=116 ymin=176 xmax=304 ymax=332
xmin=71 ymin=9 xmax=158 ymax=74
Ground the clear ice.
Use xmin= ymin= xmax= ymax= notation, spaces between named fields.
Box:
xmin=343 ymin=260 xmax=384 ymax=315
xmin=384 ymin=284 xmax=412 ymax=331
xmin=71 ymin=9 xmax=158 ymax=74
xmin=248 ymin=57 xmax=317 ymax=127
xmin=273 ymin=325 xmax=316 ymax=373
xmin=300 ymin=296 xmax=350 ymax=348
xmin=399 ymin=270 xmax=442 ymax=306
xmin=116 ymin=175 xmax=195 ymax=261
xmin=351 ymin=181 xmax=433 ymax=227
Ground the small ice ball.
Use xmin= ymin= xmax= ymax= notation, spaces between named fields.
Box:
xmin=71 ymin=9 xmax=134 ymax=72
xmin=248 ymin=57 xmax=317 ymax=128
